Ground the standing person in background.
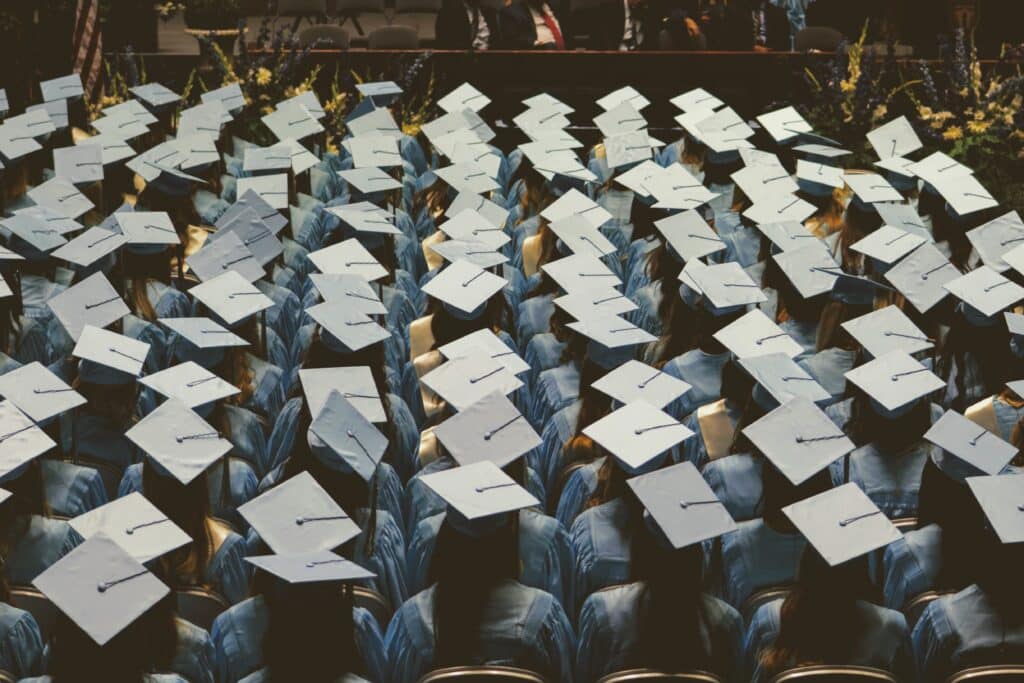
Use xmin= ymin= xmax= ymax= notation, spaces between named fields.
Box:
xmin=589 ymin=0 xmax=705 ymax=50
xmin=435 ymin=0 xmax=502 ymax=49
xmin=700 ymin=0 xmax=790 ymax=51
xmin=499 ymin=0 xmax=571 ymax=50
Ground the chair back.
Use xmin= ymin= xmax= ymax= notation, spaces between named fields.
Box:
xmin=417 ymin=666 xmax=547 ymax=683
xmin=299 ymin=24 xmax=351 ymax=47
xmin=794 ymin=26 xmax=845 ymax=53
xmin=741 ymin=585 xmax=792 ymax=622
xmin=75 ymin=457 xmax=125 ymax=500
xmin=278 ymin=0 xmax=328 ymax=14
xmin=335 ymin=0 xmax=386 ymax=15
xmin=891 ymin=517 xmax=918 ymax=532
xmin=9 ymin=586 xmax=60 ymax=644
xmin=0 ymin=670 xmax=15 ymax=683
xmin=353 ymin=585 xmax=393 ymax=630
xmin=395 ymin=0 xmax=443 ymax=13
xmin=176 ymin=587 xmax=230 ymax=632
xmin=946 ymin=665 xmax=1024 ymax=682
xmin=597 ymin=669 xmax=724 ymax=683
xmin=769 ymin=665 xmax=898 ymax=682
xmin=367 ymin=25 xmax=419 ymax=48
xmin=903 ymin=590 xmax=955 ymax=631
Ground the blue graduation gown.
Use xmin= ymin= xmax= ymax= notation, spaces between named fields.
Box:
xmin=6 ymin=516 xmax=82 ymax=585
xmin=0 ymin=602 xmax=43 ymax=679
xmin=570 ymin=498 xmax=633 ymax=616
xmin=882 ymin=523 xmax=944 ymax=610
xmin=711 ymin=519 xmax=805 ymax=609
xmin=702 ymin=453 xmax=764 ymax=522
xmin=40 ymin=459 xmax=108 ymax=518
xmin=662 ymin=350 xmax=729 ymax=420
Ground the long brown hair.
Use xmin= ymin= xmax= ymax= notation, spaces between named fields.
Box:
xmin=123 ymin=248 xmax=176 ymax=323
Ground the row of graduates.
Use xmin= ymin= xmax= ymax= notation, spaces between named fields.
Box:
xmin=0 ymin=76 xmax=1022 ymax=683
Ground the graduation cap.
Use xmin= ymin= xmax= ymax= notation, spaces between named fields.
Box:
xmin=308 ymin=239 xmax=388 ymax=281
xmin=714 ymin=308 xmax=803 ymax=359
xmin=33 ymin=533 xmax=171 ymax=646
xmin=421 ymin=259 xmax=506 ymax=318
xmin=420 ymin=460 xmax=539 ymax=537
xmin=53 ymin=144 xmax=104 ymax=185
xmin=0 ymin=400 xmax=56 ymax=482
xmin=433 ymin=162 xmax=499 ymax=195
xmin=654 ymin=210 xmax=726 ymax=262
xmin=139 ymin=362 xmax=240 ymax=409
xmin=851 ymin=225 xmax=927 ymax=269
xmin=795 ymin=159 xmax=845 ymax=197
xmin=783 ymin=483 xmax=901 ymax=566
xmin=327 ymin=203 xmax=402 ymax=236
xmin=189 ymin=270 xmax=274 ymax=326
xmin=308 ymin=273 xmax=387 ymax=315
xmin=206 ymin=208 xmax=282 ymax=267
xmin=48 ymin=273 xmax=129 ymax=342
xmin=690 ymin=261 xmax=767 ymax=315
xmin=338 ymin=167 xmax=402 ymax=194
xmin=540 ymin=189 xmax=612 ymax=230
xmin=2 ymin=212 xmax=69 ymax=254
xmin=590 ymin=359 xmax=691 ymax=409
xmin=130 ymin=82 xmax=181 ymax=109
xmin=584 ymin=400 xmax=693 ymax=475
xmin=308 ymin=390 xmax=387 ymax=481
xmin=883 ymin=243 xmax=958 ymax=314
xmin=541 ymin=253 xmax=622 ymax=295
xmin=69 ymin=492 xmax=192 ymax=564
xmin=627 ymin=461 xmax=737 ymax=549
xmin=347 ymin=134 xmax=403 ymax=169
xmin=299 ymin=366 xmax=386 ymax=423
xmin=553 ymin=288 xmax=638 ymax=320
xmin=437 ymin=328 xmax=529 ymax=376
xmin=773 ymin=244 xmax=842 ymax=299
xmin=0 ymin=361 xmax=86 ymax=423
xmin=670 ymin=88 xmax=723 ymax=113
xmin=434 ymin=391 xmax=540 ymax=468
xmin=115 ymin=212 xmax=180 ymax=248
xmin=429 ymin=239 xmax=507 ymax=269
xmin=438 ymin=83 xmax=490 ymax=113
xmin=125 ymin=398 xmax=232 ymax=484
xmin=201 ymin=82 xmax=246 ymax=113
xmin=597 ymin=86 xmax=650 ymax=112
xmin=740 ymin=352 xmax=831 ymax=410
xmin=51 ymin=227 xmax=129 ymax=268
xmin=217 ymin=190 xmax=288 ymax=235
xmin=40 ymin=73 xmax=84 ymax=102
xmin=238 ymin=470 xmax=362 ymax=554
xmin=845 ymin=172 xmax=903 ymax=205
xmin=262 ymin=102 xmax=324 ymax=141
xmin=356 ymin=80 xmax=403 ymax=106
xmin=844 ymin=350 xmax=944 ymax=417
xmin=841 ymin=305 xmax=933 ymax=358
xmin=965 ymin=475 xmax=1024 ymax=544
xmin=420 ymin=354 xmax=523 ymax=412
xmin=72 ymin=326 xmax=149 ymax=384
xmin=547 ymin=215 xmax=616 ymax=258
xmin=28 ymin=177 xmax=94 ymax=219
xmin=159 ymin=317 xmax=248 ymax=368
xmin=867 ymin=116 xmax=922 ymax=160
xmin=743 ymin=192 xmax=817 ymax=225
xmin=967 ymin=211 xmax=1024 ymax=274
xmin=756 ymin=106 xmax=812 ymax=143
xmin=925 ymin=409 xmax=1018 ymax=478
xmin=187 ymin=232 xmax=264 ymax=283
xmin=439 ymin=209 xmax=510 ymax=251
xmin=305 ymin=303 xmax=391 ymax=353
xmin=243 ymin=144 xmax=294 ymax=174
xmin=446 ymin=192 xmax=510 ymax=231
xmin=246 ymin=552 xmax=375 ymax=585
xmin=236 ymin=174 xmax=289 ymax=210
xmin=566 ymin=313 xmax=657 ymax=350
xmin=944 ymin=266 xmax=1024 ymax=319
xmin=743 ymin=397 xmax=854 ymax=485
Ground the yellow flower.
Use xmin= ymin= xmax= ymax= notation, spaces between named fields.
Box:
xmin=917 ymin=106 xmax=933 ymax=119
xmin=973 ymin=110 xmax=985 ymax=121
xmin=933 ymin=110 xmax=955 ymax=121
xmin=967 ymin=120 xmax=991 ymax=134
xmin=943 ymin=126 xmax=963 ymax=141
xmin=931 ymin=120 xmax=945 ymax=130
xmin=839 ymin=79 xmax=855 ymax=93
xmin=255 ymin=68 xmax=272 ymax=86
xmin=872 ymin=104 xmax=888 ymax=122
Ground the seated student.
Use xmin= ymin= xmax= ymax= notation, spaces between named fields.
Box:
xmin=499 ymin=0 xmax=571 ymax=50
xmin=912 ymin=477 xmax=1024 ymax=680
xmin=385 ymin=464 xmax=575 ymax=683
xmin=577 ymin=462 xmax=743 ymax=683
xmin=27 ymin=534 xmax=214 ymax=683
xmin=0 ymin=273 xmax=49 ymax=366
xmin=211 ymin=553 xmax=386 ymax=683
xmin=0 ymin=497 xmax=45 ymax=679
xmin=744 ymin=486 xmax=914 ymax=682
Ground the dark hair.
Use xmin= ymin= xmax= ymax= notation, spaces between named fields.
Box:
xmin=555 ymin=355 xmax=613 ymax=505
xmin=124 ymin=248 xmax=175 ymax=323
xmin=0 ymin=460 xmax=49 ymax=601
xmin=425 ymin=290 xmax=512 ymax=349
xmin=936 ymin=314 xmax=1017 ymax=412
xmin=758 ymin=462 xmax=831 ymax=530
xmin=0 ymin=272 xmax=23 ymax=356
xmin=842 ymin=385 xmax=932 ymax=449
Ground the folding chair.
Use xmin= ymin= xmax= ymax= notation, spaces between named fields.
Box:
xmin=597 ymin=669 xmax=724 ymax=683
xmin=946 ymin=665 xmax=1024 ymax=682
xmin=353 ymin=585 xmax=393 ymax=630
xmin=176 ymin=587 xmax=231 ymax=632
xmin=367 ymin=24 xmax=419 ymax=47
xmin=417 ymin=666 xmax=547 ymax=683
xmin=298 ymin=24 xmax=351 ymax=48
xmin=770 ymin=666 xmax=898 ymax=682
xmin=741 ymin=585 xmax=793 ymax=623
xmin=278 ymin=0 xmax=329 ymax=32
xmin=335 ymin=0 xmax=386 ymax=36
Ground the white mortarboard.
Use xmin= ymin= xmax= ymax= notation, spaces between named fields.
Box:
xmin=514 ymin=106 xmax=571 ymax=139
xmin=356 ymin=80 xmax=403 ymax=104
xmin=613 ymin=159 xmax=661 ymax=196
xmin=743 ymin=192 xmax=817 ymax=225
xmin=438 ymin=83 xmax=491 ymax=113
xmin=346 ymin=106 xmax=401 ymax=139
xmin=69 ymin=492 xmax=192 ymax=564
xmin=739 ymin=353 xmax=831 ymax=405
xmin=654 ymin=210 xmax=726 ymax=262
xmin=439 ymin=208 xmax=509 ymax=250
xmin=433 ymin=162 xmax=499 ymax=194
xmin=53 ymin=144 xmax=104 ymax=184
xmin=420 ymin=354 xmax=523 ymax=411
xmin=541 ymin=253 xmax=622 ymax=294
xmin=446 ymin=192 xmax=509 ymax=231
xmin=338 ymin=167 xmax=402 ymax=194
xmin=189 ymin=270 xmax=274 ymax=325
xmin=842 ymin=304 xmax=933 ymax=358
xmin=0 ymin=400 xmax=56 ymax=481
xmin=730 ymin=164 xmax=798 ymax=204
xmin=2 ymin=212 xmax=69 ymax=252
xmin=594 ymin=101 xmax=646 ymax=138
xmin=744 ymin=397 xmax=854 ymax=484
xmin=115 ymin=211 xmax=179 ymax=246
xmin=246 ymin=552 xmax=375 ymax=584
xmin=867 ymin=116 xmax=923 ymax=159
xmin=851 ymin=225 xmax=927 ymax=266
xmin=421 ymin=259 xmax=506 ymax=315
xmin=0 ymin=88 xmax=8 ymax=115
xmin=201 ymin=82 xmax=246 ymax=112
xmin=670 ymin=87 xmax=722 ymax=112
xmin=584 ymin=400 xmax=693 ymax=473
xmin=278 ymin=138 xmax=319 ymax=175
xmin=540 ymin=188 xmax=612 ymax=230
xmin=421 ymin=460 xmax=539 ymax=522
xmin=874 ymin=155 xmax=918 ymax=180
xmin=738 ymin=148 xmax=785 ymax=169
xmin=243 ymin=144 xmax=294 ymax=173
xmin=547 ymin=215 xmax=616 ymax=258
xmin=429 ymin=239 xmax=507 ymax=269
xmin=125 ymin=398 xmax=232 ymax=484
xmin=40 ymin=73 xmax=84 ymax=102
xmin=92 ymin=110 xmax=150 ymax=140
xmin=159 ymin=317 xmax=248 ymax=350
xmin=597 ymin=86 xmax=649 ymax=112
xmin=926 ymin=410 xmax=1018 ymax=477
xmin=591 ymin=359 xmax=691 ymax=409
xmin=0 ymin=121 xmax=43 ymax=161
xmin=72 ymin=326 xmax=149 ymax=378
xmin=844 ymin=350 xmax=944 ymax=412
xmin=308 ymin=391 xmax=388 ymax=481
xmin=909 ymin=151 xmax=972 ymax=186
xmin=934 ymin=172 xmax=999 ymax=217
xmin=139 ymin=362 xmax=240 ymax=409
xmin=845 ymin=172 xmax=903 ymax=204
xmin=130 ymin=82 xmax=181 ymax=108
xmin=649 ymin=175 xmax=720 ymax=212
xmin=0 ymin=362 xmax=86 ymax=423
xmin=691 ymin=261 xmax=767 ymax=310
xmin=523 ymin=92 xmax=574 ymax=114
xmin=283 ymin=90 xmax=327 ymax=120
xmin=327 ymin=203 xmax=401 ymax=236
xmin=308 ymin=239 xmax=388 ymax=281
xmin=218 ymin=189 xmax=288 ymax=235
xmin=567 ymin=314 xmax=657 ymax=349
xmin=434 ymin=391 xmax=539 ymax=468
xmin=967 ymin=211 xmax=1024 ymax=274
xmin=177 ymin=134 xmax=219 ymax=172
xmin=27 ymin=177 xmax=94 ymax=219
xmin=207 ymin=208 xmax=283 ymax=267
xmin=33 ymin=533 xmax=170 ymax=646
xmin=262 ymin=103 xmax=324 ymax=141
xmin=8 ymin=107 xmax=58 ymax=137
xmin=553 ymin=288 xmax=638 ymax=320
xmin=754 ymin=221 xmax=820 ymax=254
xmin=965 ymin=475 xmax=1024 ymax=544
xmin=187 ymin=232 xmax=264 ymax=283
xmin=438 ymin=328 xmax=529 ymax=376
xmin=238 ymin=470 xmax=362 ymax=554
xmin=627 ymin=461 xmax=736 ymax=549
xmin=794 ymin=143 xmax=851 ymax=159
xmin=13 ymin=205 xmax=82 ymax=236
xmin=177 ymin=101 xmax=228 ymax=136
xmin=235 ymin=173 xmax=289 ymax=210
xmin=783 ymin=483 xmax=901 ymax=566
xmin=773 ymin=244 xmax=842 ymax=299
xmin=714 ymin=308 xmax=803 ymax=359
xmin=347 ymin=134 xmax=402 ymax=169
xmin=883 ymin=243 xmax=958 ymax=313
xmin=604 ymin=130 xmax=652 ymax=169
xmin=795 ymin=159 xmax=845 ymax=189
xmin=51 ymin=228 xmax=129 ymax=268
xmin=305 ymin=303 xmax=391 ymax=352
xmin=48 ymin=273 xmax=128 ymax=341
xmin=309 ymin=273 xmax=387 ymax=315
xmin=299 ymin=366 xmax=385 ymax=423
xmin=944 ymin=266 xmax=1024 ymax=318
xmin=126 ymin=144 xmax=183 ymax=182
xmin=104 ymin=99 xmax=157 ymax=127
xmin=756 ymin=106 xmax=812 ymax=143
